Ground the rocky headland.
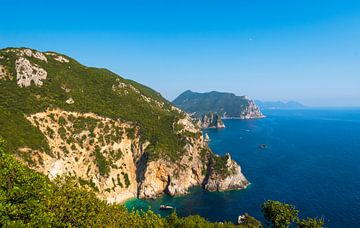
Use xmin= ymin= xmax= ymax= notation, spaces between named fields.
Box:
xmin=0 ymin=48 xmax=249 ymax=204
xmin=173 ymin=90 xmax=265 ymax=120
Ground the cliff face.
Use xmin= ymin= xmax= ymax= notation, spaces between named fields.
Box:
xmin=137 ymin=117 xmax=207 ymax=199
xmin=196 ymin=113 xmax=225 ymax=129
xmin=204 ymin=153 xmax=249 ymax=191
xmin=23 ymin=110 xmax=248 ymax=202
xmin=237 ymin=99 xmax=264 ymax=119
xmin=135 ymin=115 xmax=248 ymax=200
xmin=0 ymin=48 xmax=249 ymax=203
xmin=22 ymin=108 xmax=144 ymax=203
xmin=173 ymin=90 xmax=265 ymax=119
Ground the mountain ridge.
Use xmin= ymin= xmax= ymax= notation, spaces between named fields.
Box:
xmin=0 ymin=47 xmax=249 ymax=203
xmin=173 ymin=90 xmax=264 ymax=119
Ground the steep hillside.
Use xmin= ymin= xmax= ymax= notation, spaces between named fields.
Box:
xmin=0 ymin=48 xmax=249 ymax=203
xmin=173 ymin=90 xmax=264 ymax=119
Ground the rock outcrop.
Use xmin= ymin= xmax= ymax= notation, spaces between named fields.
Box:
xmin=237 ymin=98 xmax=265 ymax=119
xmin=137 ymin=115 xmax=248 ymax=199
xmin=7 ymin=48 xmax=48 ymax=62
xmin=23 ymin=109 xmax=143 ymax=203
xmin=196 ymin=113 xmax=225 ymax=129
xmin=45 ymin=52 xmax=70 ymax=63
xmin=0 ymin=65 xmax=12 ymax=80
xmin=15 ymin=57 xmax=47 ymax=87
xmin=204 ymin=153 xmax=249 ymax=191
xmin=204 ymin=133 xmax=210 ymax=142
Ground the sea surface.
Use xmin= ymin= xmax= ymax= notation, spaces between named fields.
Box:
xmin=126 ymin=109 xmax=360 ymax=227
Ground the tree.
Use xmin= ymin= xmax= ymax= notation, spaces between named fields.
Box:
xmin=297 ymin=218 xmax=324 ymax=228
xmin=0 ymin=138 xmax=53 ymax=226
xmin=261 ymin=200 xmax=299 ymax=228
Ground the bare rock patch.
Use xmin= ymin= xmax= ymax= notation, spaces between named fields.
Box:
xmin=15 ymin=57 xmax=47 ymax=87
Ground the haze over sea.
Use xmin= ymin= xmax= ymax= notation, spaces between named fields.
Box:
xmin=127 ymin=108 xmax=360 ymax=227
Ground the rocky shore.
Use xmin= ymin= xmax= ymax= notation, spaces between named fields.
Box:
xmin=196 ymin=113 xmax=226 ymax=129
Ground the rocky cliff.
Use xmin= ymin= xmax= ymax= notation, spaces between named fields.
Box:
xmin=0 ymin=48 xmax=249 ymax=203
xmin=204 ymin=153 xmax=249 ymax=191
xmin=236 ymin=98 xmax=264 ymax=119
xmin=196 ymin=113 xmax=225 ymax=129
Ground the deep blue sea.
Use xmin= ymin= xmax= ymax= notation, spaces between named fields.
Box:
xmin=126 ymin=109 xmax=360 ymax=227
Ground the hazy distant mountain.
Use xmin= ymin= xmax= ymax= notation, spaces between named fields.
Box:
xmin=255 ymin=100 xmax=305 ymax=110
xmin=173 ymin=90 xmax=264 ymax=119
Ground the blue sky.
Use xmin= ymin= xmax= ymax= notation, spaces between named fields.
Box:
xmin=1 ymin=0 xmax=360 ymax=106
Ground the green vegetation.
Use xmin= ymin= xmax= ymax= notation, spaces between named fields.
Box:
xmin=79 ymin=178 xmax=99 ymax=192
xmin=72 ymin=116 xmax=98 ymax=135
xmin=182 ymin=130 xmax=202 ymax=139
xmin=94 ymin=147 xmax=110 ymax=176
xmin=0 ymin=48 xmax=197 ymax=164
xmin=117 ymin=173 xmax=124 ymax=188
xmin=125 ymin=127 xmax=136 ymax=139
xmin=173 ymin=122 xmax=184 ymax=132
xmin=122 ymin=172 xmax=131 ymax=188
xmin=297 ymin=218 xmax=325 ymax=228
xmin=262 ymin=200 xmax=299 ymax=228
xmin=165 ymin=211 xmax=238 ymax=227
xmin=173 ymin=90 xmax=253 ymax=117
xmin=210 ymin=154 xmax=232 ymax=178
xmin=0 ymin=139 xmax=258 ymax=227
xmin=262 ymin=200 xmax=324 ymax=228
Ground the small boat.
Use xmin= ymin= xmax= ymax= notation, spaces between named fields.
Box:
xmin=259 ymin=144 xmax=267 ymax=149
xmin=160 ymin=205 xmax=174 ymax=210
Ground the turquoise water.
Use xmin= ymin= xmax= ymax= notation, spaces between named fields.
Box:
xmin=126 ymin=109 xmax=360 ymax=227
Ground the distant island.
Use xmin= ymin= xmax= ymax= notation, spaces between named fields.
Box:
xmin=255 ymin=100 xmax=305 ymax=110
xmin=173 ymin=90 xmax=264 ymax=128
xmin=173 ymin=90 xmax=265 ymax=119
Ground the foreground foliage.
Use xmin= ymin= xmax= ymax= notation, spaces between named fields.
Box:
xmin=262 ymin=200 xmax=324 ymax=228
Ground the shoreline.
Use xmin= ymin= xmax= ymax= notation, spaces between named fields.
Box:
xmin=222 ymin=115 xmax=266 ymax=120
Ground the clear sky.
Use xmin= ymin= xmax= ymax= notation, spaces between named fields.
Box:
xmin=1 ymin=0 xmax=360 ymax=106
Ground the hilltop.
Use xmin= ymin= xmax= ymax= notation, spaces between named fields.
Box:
xmin=0 ymin=48 xmax=248 ymax=203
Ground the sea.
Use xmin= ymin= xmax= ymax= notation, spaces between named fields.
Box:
xmin=126 ymin=108 xmax=360 ymax=227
